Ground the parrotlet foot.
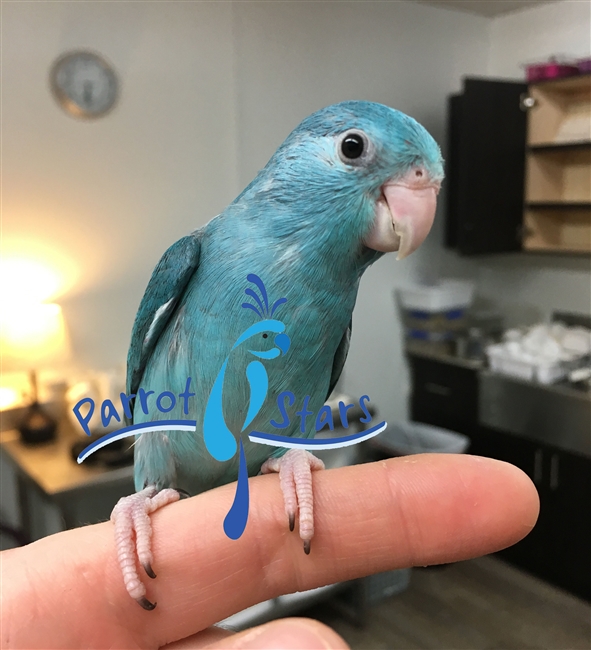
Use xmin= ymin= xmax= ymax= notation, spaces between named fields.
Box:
xmin=261 ymin=449 xmax=324 ymax=553
xmin=110 ymin=486 xmax=180 ymax=609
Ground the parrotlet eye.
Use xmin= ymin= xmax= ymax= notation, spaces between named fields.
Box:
xmin=341 ymin=134 xmax=364 ymax=159
xmin=338 ymin=130 xmax=372 ymax=166
xmin=262 ymin=333 xmax=268 ymax=339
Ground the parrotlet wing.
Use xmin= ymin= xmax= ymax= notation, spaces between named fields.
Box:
xmin=325 ymin=319 xmax=351 ymax=401
xmin=126 ymin=232 xmax=201 ymax=402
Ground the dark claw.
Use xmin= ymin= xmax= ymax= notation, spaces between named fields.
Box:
xmin=175 ymin=488 xmax=191 ymax=500
xmin=137 ymin=596 xmax=156 ymax=611
xmin=289 ymin=514 xmax=295 ymax=532
xmin=303 ymin=540 xmax=311 ymax=555
xmin=143 ymin=562 xmax=157 ymax=579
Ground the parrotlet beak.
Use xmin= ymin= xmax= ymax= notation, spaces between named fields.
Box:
xmin=364 ymin=167 xmax=441 ymax=259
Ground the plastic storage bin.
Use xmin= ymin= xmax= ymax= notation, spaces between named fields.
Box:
xmin=397 ymin=280 xmax=475 ymax=313
xmin=364 ymin=421 xmax=469 ymax=603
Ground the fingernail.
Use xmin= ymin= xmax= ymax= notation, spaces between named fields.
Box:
xmin=231 ymin=620 xmax=344 ymax=649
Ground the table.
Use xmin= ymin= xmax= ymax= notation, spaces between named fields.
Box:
xmin=0 ymin=422 xmax=134 ymax=542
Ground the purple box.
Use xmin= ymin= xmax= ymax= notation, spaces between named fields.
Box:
xmin=526 ymin=62 xmax=579 ymax=82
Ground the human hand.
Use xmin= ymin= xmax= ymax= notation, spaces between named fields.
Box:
xmin=1 ymin=454 xmax=538 ymax=649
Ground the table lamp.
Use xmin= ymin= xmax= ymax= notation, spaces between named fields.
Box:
xmin=0 ymin=302 xmax=71 ymax=443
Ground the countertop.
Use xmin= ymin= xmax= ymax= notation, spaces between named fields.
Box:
xmin=407 ymin=348 xmax=591 ymax=458
xmin=0 ymin=423 xmax=133 ymax=497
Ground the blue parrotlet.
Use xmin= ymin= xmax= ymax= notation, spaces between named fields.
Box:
xmin=110 ymin=101 xmax=444 ymax=609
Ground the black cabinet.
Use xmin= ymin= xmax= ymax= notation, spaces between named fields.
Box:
xmin=409 ymin=354 xmax=479 ymax=438
xmin=409 ymin=353 xmax=591 ymax=601
xmin=447 ymin=75 xmax=591 ymax=255
xmin=473 ymin=428 xmax=591 ymax=601
xmin=446 ymin=77 xmax=528 ymax=255
xmin=470 ymin=427 xmax=555 ymax=585
xmin=543 ymin=448 xmax=591 ymax=600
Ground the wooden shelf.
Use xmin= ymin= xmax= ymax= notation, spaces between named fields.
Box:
xmin=525 ymin=145 xmax=591 ymax=204
xmin=529 ymin=73 xmax=591 ymax=94
xmin=523 ymin=209 xmax=591 ymax=254
xmin=528 ymin=141 xmax=591 ymax=152
xmin=526 ymin=202 xmax=591 ymax=210
xmin=528 ymin=74 xmax=591 ymax=146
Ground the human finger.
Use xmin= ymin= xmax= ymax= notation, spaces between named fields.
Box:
xmin=163 ymin=618 xmax=348 ymax=649
xmin=1 ymin=454 xmax=539 ymax=649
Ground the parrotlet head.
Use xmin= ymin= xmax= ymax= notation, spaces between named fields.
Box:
xmin=254 ymin=101 xmax=444 ymax=259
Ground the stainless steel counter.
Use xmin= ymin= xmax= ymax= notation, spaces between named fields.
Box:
xmin=479 ymin=370 xmax=591 ymax=459
xmin=404 ymin=348 xmax=485 ymax=371
xmin=406 ymin=347 xmax=590 ymax=459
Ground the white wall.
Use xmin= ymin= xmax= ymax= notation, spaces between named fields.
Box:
xmin=232 ymin=1 xmax=488 ymax=186
xmin=489 ymin=0 xmax=591 ymax=77
xmin=2 ymin=2 xmax=239 ymax=368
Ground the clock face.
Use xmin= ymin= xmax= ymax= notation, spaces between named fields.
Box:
xmin=50 ymin=51 xmax=118 ymax=119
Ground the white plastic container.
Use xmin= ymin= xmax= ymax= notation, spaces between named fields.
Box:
xmin=486 ymin=344 xmax=568 ymax=384
xmin=487 ymin=345 xmax=535 ymax=381
xmin=397 ymin=280 xmax=475 ymax=313
xmin=536 ymin=361 xmax=570 ymax=384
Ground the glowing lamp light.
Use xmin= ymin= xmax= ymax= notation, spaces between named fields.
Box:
xmin=0 ymin=303 xmax=70 ymax=368
xmin=0 ymin=254 xmax=72 ymax=441
xmin=0 ymin=257 xmax=63 ymax=306
xmin=0 ymin=386 xmax=19 ymax=410
xmin=0 ymin=255 xmax=71 ymax=369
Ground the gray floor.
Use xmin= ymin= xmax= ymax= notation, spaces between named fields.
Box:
xmin=303 ymin=557 xmax=591 ymax=650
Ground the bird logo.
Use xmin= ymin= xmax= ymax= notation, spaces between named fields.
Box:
xmin=203 ymin=273 xmax=290 ymax=463
xmin=202 ymin=274 xmax=290 ymax=539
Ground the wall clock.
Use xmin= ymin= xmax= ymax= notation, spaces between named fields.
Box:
xmin=50 ymin=51 xmax=119 ymax=119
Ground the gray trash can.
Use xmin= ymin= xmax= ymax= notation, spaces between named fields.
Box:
xmin=360 ymin=420 xmax=469 ymax=604
xmin=372 ymin=420 xmax=470 ymax=456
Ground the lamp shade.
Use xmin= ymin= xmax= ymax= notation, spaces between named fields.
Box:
xmin=0 ymin=302 xmax=71 ymax=372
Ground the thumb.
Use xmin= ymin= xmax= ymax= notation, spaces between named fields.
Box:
xmin=205 ymin=618 xmax=349 ymax=649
